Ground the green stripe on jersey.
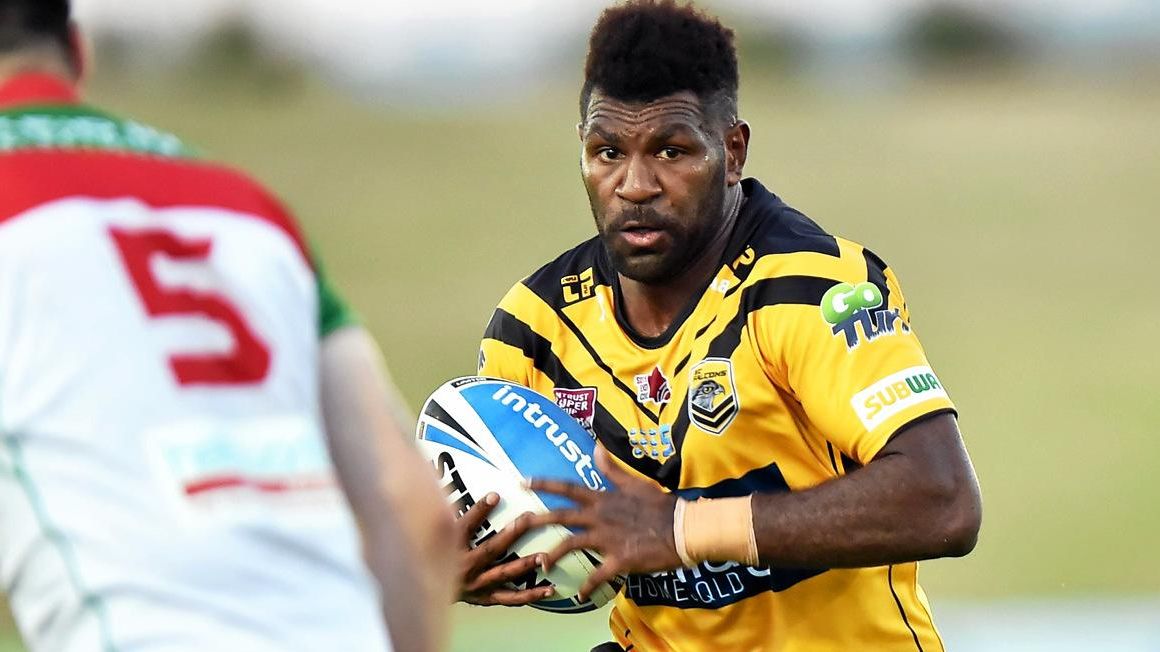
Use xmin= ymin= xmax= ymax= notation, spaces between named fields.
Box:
xmin=314 ymin=251 xmax=358 ymax=337
xmin=0 ymin=104 xmax=195 ymax=158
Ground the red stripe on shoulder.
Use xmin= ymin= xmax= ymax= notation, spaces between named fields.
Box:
xmin=0 ymin=150 xmax=312 ymax=267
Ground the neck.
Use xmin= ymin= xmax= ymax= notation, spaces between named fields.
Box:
xmin=619 ymin=184 xmax=745 ymax=339
xmin=0 ymin=48 xmax=76 ymax=88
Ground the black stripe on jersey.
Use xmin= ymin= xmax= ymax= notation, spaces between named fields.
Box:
xmin=718 ymin=275 xmax=836 ymax=358
xmin=664 ymin=276 xmax=838 ymax=482
xmin=483 ymin=309 xmax=669 ymax=482
xmin=518 ymin=244 xmax=663 ymax=421
xmin=672 ymin=278 xmax=748 ymax=378
xmin=520 ymin=238 xmax=606 ymax=313
xmin=889 ymin=565 xmax=925 ymax=652
xmin=731 ymin=180 xmax=842 ymax=266
xmin=864 ymin=247 xmax=891 ymax=308
xmin=669 ymin=187 xmax=840 ymax=377
xmin=623 ymin=462 xmax=826 ymax=608
xmin=826 ymin=443 xmax=841 ymax=475
xmin=555 ymin=308 xmax=661 ymax=425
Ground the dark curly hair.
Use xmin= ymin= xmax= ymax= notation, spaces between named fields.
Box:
xmin=581 ymin=0 xmax=739 ymax=126
xmin=0 ymin=0 xmax=71 ymax=53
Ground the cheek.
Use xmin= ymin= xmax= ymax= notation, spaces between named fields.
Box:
xmin=582 ymin=165 xmax=618 ymax=202
xmin=669 ymin=164 xmax=715 ymax=207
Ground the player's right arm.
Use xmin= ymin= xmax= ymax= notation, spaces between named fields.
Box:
xmin=313 ymin=255 xmax=458 ymax=649
xmin=320 ymin=326 xmax=459 ymax=650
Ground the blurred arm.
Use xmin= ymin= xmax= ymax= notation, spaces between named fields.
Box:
xmin=320 ymin=326 xmax=457 ymax=652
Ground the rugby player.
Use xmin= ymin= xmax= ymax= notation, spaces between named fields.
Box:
xmin=0 ymin=2 xmax=456 ymax=650
xmin=466 ymin=1 xmax=982 ymax=650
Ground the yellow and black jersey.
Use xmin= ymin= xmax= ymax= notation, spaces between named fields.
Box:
xmin=479 ymin=178 xmax=956 ymax=652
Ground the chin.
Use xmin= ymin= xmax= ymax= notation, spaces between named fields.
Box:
xmin=603 ymin=238 xmax=683 ymax=284
xmin=615 ymin=256 xmax=681 ymax=285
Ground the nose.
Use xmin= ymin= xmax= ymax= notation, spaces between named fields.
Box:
xmin=615 ymin=155 xmax=662 ymax=204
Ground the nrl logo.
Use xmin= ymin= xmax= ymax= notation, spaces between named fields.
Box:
xmin=688 ymin=358 xmax=740 ymax=435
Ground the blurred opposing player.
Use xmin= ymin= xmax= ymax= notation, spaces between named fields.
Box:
xmin=0 ymin=2 xmax=456 ymax=651
xmin=472 ymin=1 xmax=982 ymax=650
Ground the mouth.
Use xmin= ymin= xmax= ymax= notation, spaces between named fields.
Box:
xmin=617 ymin=225 xmax=667 ymax=249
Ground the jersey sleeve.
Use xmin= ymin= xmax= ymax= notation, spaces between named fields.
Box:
xmin=312 ymin=248 xmax=358 ymax=338
xmin=477 ymin=283 xmax=535 ymax=386
xmin=759 ymin=251 xmax=955 ymax=464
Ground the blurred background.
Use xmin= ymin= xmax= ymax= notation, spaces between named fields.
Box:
xmin=3 ymin=0 xmax=1159 ymax=650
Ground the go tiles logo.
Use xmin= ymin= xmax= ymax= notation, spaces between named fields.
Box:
xmin=821 ymin=282 xmax=909 ymax=350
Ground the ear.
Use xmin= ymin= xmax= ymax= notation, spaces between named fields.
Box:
xmin=724 ymin=120 xmax=750 ymax=186
xmin=66 ymin=22 xmax=86 ymax=82
xmin=576 ymin=121 xmax=584 ymax=142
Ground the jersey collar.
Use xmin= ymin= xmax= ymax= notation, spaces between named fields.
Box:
xmin=0 ymin=73 xmax=80 ymax=110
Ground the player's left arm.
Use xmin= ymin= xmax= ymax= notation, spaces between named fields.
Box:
xmin=746 ymin=256 xmax=981 ymax=567
xmin=749 ymin=411 xmax=980 ymax=567
xmin=530 ymin=417 xmax=979 ymax=598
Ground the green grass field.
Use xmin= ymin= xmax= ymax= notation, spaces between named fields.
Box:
xmin=2 ymin=64 xmax=1158 ymax=650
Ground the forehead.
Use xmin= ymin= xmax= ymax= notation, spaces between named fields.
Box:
xmin=583 ymin=90 xmax=709 ymax=137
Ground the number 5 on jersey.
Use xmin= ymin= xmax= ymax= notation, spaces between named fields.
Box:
xmin=109 ymin=227 xmax=272 ymax=386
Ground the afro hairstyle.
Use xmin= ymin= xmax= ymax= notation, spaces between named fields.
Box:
xmin=581 ymin=0 xmax=739 ymax=125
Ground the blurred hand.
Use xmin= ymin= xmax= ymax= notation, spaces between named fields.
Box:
xmin=457 ymin=492 xmax=555 ymax=606
xmin=527 ymin=447 xmax=681 ymax=601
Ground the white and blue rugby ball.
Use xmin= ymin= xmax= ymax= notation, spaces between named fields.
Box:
xmin=415 ymin=376 xmax=622 ymax=613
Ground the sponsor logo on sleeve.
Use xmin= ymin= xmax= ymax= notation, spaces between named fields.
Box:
xmin=852 ymin=366 xmax=948 ymax=430
xmin=687 ymin=358 xmax=740 ymax=435
xmin=821 ymin=282 xmax=910 ymax=350
xmin=553 ymin=387 xmax=598 ymax=434
xmin=561 ymin=268 xmax=595 ymax=304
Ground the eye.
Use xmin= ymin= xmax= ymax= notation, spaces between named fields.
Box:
xmin=597 ymin=147 xmax=623 ymax=162
xmin=658 ymin=146 xmax=683 ymax=160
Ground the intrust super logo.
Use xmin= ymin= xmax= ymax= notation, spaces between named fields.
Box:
xmin=852 ymin=366 xmax=948 ymax=431
xmin=554 ymin=387 xmax=597 ymax=433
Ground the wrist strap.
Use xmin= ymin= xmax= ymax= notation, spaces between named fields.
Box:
xmin=672 ymin=495 xmax=758 ymax=567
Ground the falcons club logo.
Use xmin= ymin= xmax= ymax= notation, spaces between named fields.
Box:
xmin=635 ymin=366 xmax=671 ymax=406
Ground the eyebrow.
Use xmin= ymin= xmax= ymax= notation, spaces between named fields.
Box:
xmin=585 ymin=123 xmax=621 ymax=144
xmin=651 ymin=124 xmax=699 ymax=143
xmin=584 ymin=122 xmax=700 ymax=146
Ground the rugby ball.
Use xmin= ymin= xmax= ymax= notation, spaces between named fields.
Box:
xmin=415 ymin=376 xmax=622 ymax=613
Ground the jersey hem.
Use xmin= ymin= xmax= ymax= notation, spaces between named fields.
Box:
xmin=859 ymin=403 xmax=958 ymax=463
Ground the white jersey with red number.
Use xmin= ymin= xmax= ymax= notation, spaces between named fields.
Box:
xmin=0 ymin=75 xmax=390 ymax=652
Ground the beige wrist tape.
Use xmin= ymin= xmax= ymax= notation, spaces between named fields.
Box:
xmin=672 ymin=495 xmax=759 ymax=567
